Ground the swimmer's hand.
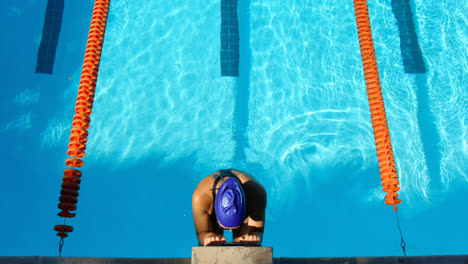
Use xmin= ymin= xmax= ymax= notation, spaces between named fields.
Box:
xmin=204 ymin=234 xmax=226 ymax=246
xmin=239 ymin=233 xmax=262 ymax=246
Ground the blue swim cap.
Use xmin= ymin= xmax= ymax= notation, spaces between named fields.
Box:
xmin=215 ymin=177 xmax=246 ymax=229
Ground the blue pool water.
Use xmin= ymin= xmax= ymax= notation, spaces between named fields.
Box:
xmin=1 ymin=0 xmax=467 ymax=258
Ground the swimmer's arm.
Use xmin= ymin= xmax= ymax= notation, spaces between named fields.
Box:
xmin=234 ymin=184 xmax=267 ymax=243
xmin=233 ymin=214 xmax=265 ymax=243
xmin=192 ymin=193 xmax=223 ymax=245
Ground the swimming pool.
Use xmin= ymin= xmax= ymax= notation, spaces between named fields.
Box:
xmin=1 ymin=0 xmax=467 ymax=258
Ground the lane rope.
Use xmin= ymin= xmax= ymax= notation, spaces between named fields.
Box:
xmin=54 ymin=0 xmax=111 ymax=256
xmin=352 ymin=0 xmax=406 ymax=256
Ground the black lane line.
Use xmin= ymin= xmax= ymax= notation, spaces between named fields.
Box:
xmin=35 ymin=0 xmax=64 ymax=74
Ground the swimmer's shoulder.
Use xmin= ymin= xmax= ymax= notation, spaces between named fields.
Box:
xmin=192 ymin=172 xmax=220 ymax=204
xmin=193 ymin=169 xmax=260 ymax=194
xmin=231 ymin=169 xmax=259 ymax=184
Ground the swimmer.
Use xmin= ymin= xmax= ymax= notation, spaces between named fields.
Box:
xmin=192 ymin=169 xmax=267 ymax=246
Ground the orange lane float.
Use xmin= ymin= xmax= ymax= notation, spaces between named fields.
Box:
xmin=352 ymin=0 xmax=402 ymax=210
xmin=54 ymin=0 xmax=111 ymax=240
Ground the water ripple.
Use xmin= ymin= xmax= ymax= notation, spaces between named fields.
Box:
xmin=78 ymin=0 xmax=236 ymax=169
